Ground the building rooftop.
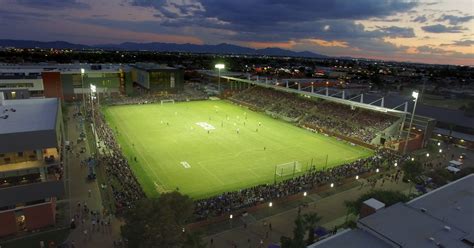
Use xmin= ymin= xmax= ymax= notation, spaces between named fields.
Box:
xmin=308 ymin=229 xmax=391 ymax=248
xmin=359 ymin=203 xmax=468 ymax=247
xmin=0 ymin=98 xmax=58 ymax=135
xmin=132 ymin=63 xmax=176 ymax=71
xmin=363 ymin=198 xmax=385 ymax=210
xmin=408 ymin=174 xmax=474 ymax=243
xmin=311 ymin=174 xmax=474 ymax=248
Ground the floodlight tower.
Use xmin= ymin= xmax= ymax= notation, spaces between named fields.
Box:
xmin=215 ymin=63 xmax=225 ymax=92
xmin=403 ymin=91 xmax=419 ymax=154
xmin=80 ymin=68 xmax=85 ymax=112
xmin=90 ymin=84 xmax=97 ymax=127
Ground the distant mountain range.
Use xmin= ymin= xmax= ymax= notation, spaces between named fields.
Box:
xmin=0 ymin=39 xmax=328 ymax=58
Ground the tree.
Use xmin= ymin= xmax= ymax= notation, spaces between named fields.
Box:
xmin=281 ymin=215 xmax=306 ymax=248
xmin=345 ymin=190 xmax=409 ymax=216
xmin=302 ymin=212 xmax=321 ymax=245
xmin=183 ymin=232 xmax=207 ymax=248
xmin=291 ymin=215 xmax=307 ymax=248
xmin=121 ymin=191 xmax=194 ymax=248
xmin=402 ymin=160 xmax=424 ymax=185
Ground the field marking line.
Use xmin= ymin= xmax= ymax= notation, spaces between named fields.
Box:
xmin=196 ymin=162 xmax=225 ymax=185
xmin=111 ymin=112 xmax=169 ymax=192
xmin=247 ymin=168 xmax=261 ymax=179
xmin=180 ymin=161 xmax=191 ymax=168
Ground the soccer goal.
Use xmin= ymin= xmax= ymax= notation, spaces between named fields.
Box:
xmin=275 ymin=161 xmax=302 ymax=177
xmin=160 ymin=99 xmax=175 ymax=105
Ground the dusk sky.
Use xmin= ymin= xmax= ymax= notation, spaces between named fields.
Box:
xmin=0 ymin=0 xmax=473 ymax=65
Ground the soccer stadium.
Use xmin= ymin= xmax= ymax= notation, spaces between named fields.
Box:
xmin=102 ymin=100 xmax=373 ymax=198
xmin=91 ymin=76 xmax=416 ymax=219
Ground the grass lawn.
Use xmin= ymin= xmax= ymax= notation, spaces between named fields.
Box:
xmin=102 ymin=100 xmax=373 ymax=199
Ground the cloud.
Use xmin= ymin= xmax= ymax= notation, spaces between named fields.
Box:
xmin=303 ymin=39 xmax=349 ymax=48
xmin=130 ymin=0 xmax=418 ymax=25
xmin=132 ymin=0 xmax=204 ymax=18
xmin=15 ymin=0 xmax=90 ymax=9
xmin=436 ymin=14 xmax=474 ymax=25
xmin=441 ymin=40 xmax=474 ymax=47
xmin=377 ymin=26 xmax=415 ymax=38
xmin=412 ymin=15 xmax=428 ymax=23
xmin=415 ymin=45 xmax=474 ymax=59
xmin=421 ymin=24 xmax=466 ymax=33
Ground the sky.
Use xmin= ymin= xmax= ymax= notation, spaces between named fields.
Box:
xmin=0 ymin=0 xmax=473 ymax=65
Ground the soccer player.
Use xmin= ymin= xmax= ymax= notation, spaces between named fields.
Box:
xmin=237 ymin=128 xmax=240 ymax=134
xmin=258 ymin=122 xmax=262 ymax=127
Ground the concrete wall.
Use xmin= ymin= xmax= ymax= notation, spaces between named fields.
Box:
xmin=0 ymin=211 xmax=17 ymax=237
xmin=24 ymin=200 xmax=56 ymax=230
xmin=42 ymin=72 xmax=63 ymax=99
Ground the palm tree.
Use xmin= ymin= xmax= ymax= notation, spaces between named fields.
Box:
xmin=302 ymin=212 xmax=322 ymax=245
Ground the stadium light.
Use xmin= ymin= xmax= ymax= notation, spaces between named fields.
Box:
xmin=229 ymin=214 xmax=233 ymax=219
xmin=376 ymin=168 xmax=379 ymax=173
xmin=439 ymin=149 xmax=442 ymax=153
xmin=411 ymin=157 xmax=415 ymax=161
xmin=355 ymin=175 xmax=359 ymax=180
xmin=403 ymin=90 xmax=419 ymax=154
xmin=80 ymin=68 xmax=85 ymax=112
xmin=437 ymin=142 xmax=441 ymax=146
xmin=268 ymin=202 xmax=273 ymax=207
xmin=394 ymin=162 xmax=398 ymax=167
xmin=330 ymin=183 xmax=334 ymax=188
xmin=426 ymin=153 xmax=430 ymax=157
xmin=303 ymin=191 xmax=307 ymax=197
xmin=215 ymin=64 xmax=225 ymax=92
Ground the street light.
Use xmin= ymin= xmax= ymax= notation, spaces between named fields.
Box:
xmin=80 ymin=68 xmax=85 ymax=112
xmin=215 ymin=63 xmax=225 ymax=92
xmin=403 ymin=91 xmax=419 ymax=154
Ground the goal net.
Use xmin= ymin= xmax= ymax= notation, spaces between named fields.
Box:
xmin=275 ymin=161 xmax=302 ymax=177
xmin=160 ymin=99 xmax=175 ymax=105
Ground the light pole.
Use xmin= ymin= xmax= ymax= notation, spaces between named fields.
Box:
xmin=215 ymin=64 xmax=225 ymax=93
xmin=80 ymin=68 xmax=85 ymax=113
xmin=90 ymin=84 xmax=96 ymax=121
xmin=403 ymin=91 xmax=419 ymax=154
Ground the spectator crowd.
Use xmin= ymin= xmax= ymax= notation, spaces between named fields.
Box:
xmin=232 ymin=87 xmax=397 ymax=143
xmin=194 ymin=149 xmax=404 ymax=219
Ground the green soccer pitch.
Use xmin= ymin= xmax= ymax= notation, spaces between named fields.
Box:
xmin=102 ymin=100 xmax=373 ymax=199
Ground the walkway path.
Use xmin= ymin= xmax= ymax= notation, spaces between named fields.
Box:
xmin=63 ymin=106 xmax=122 ymax=248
